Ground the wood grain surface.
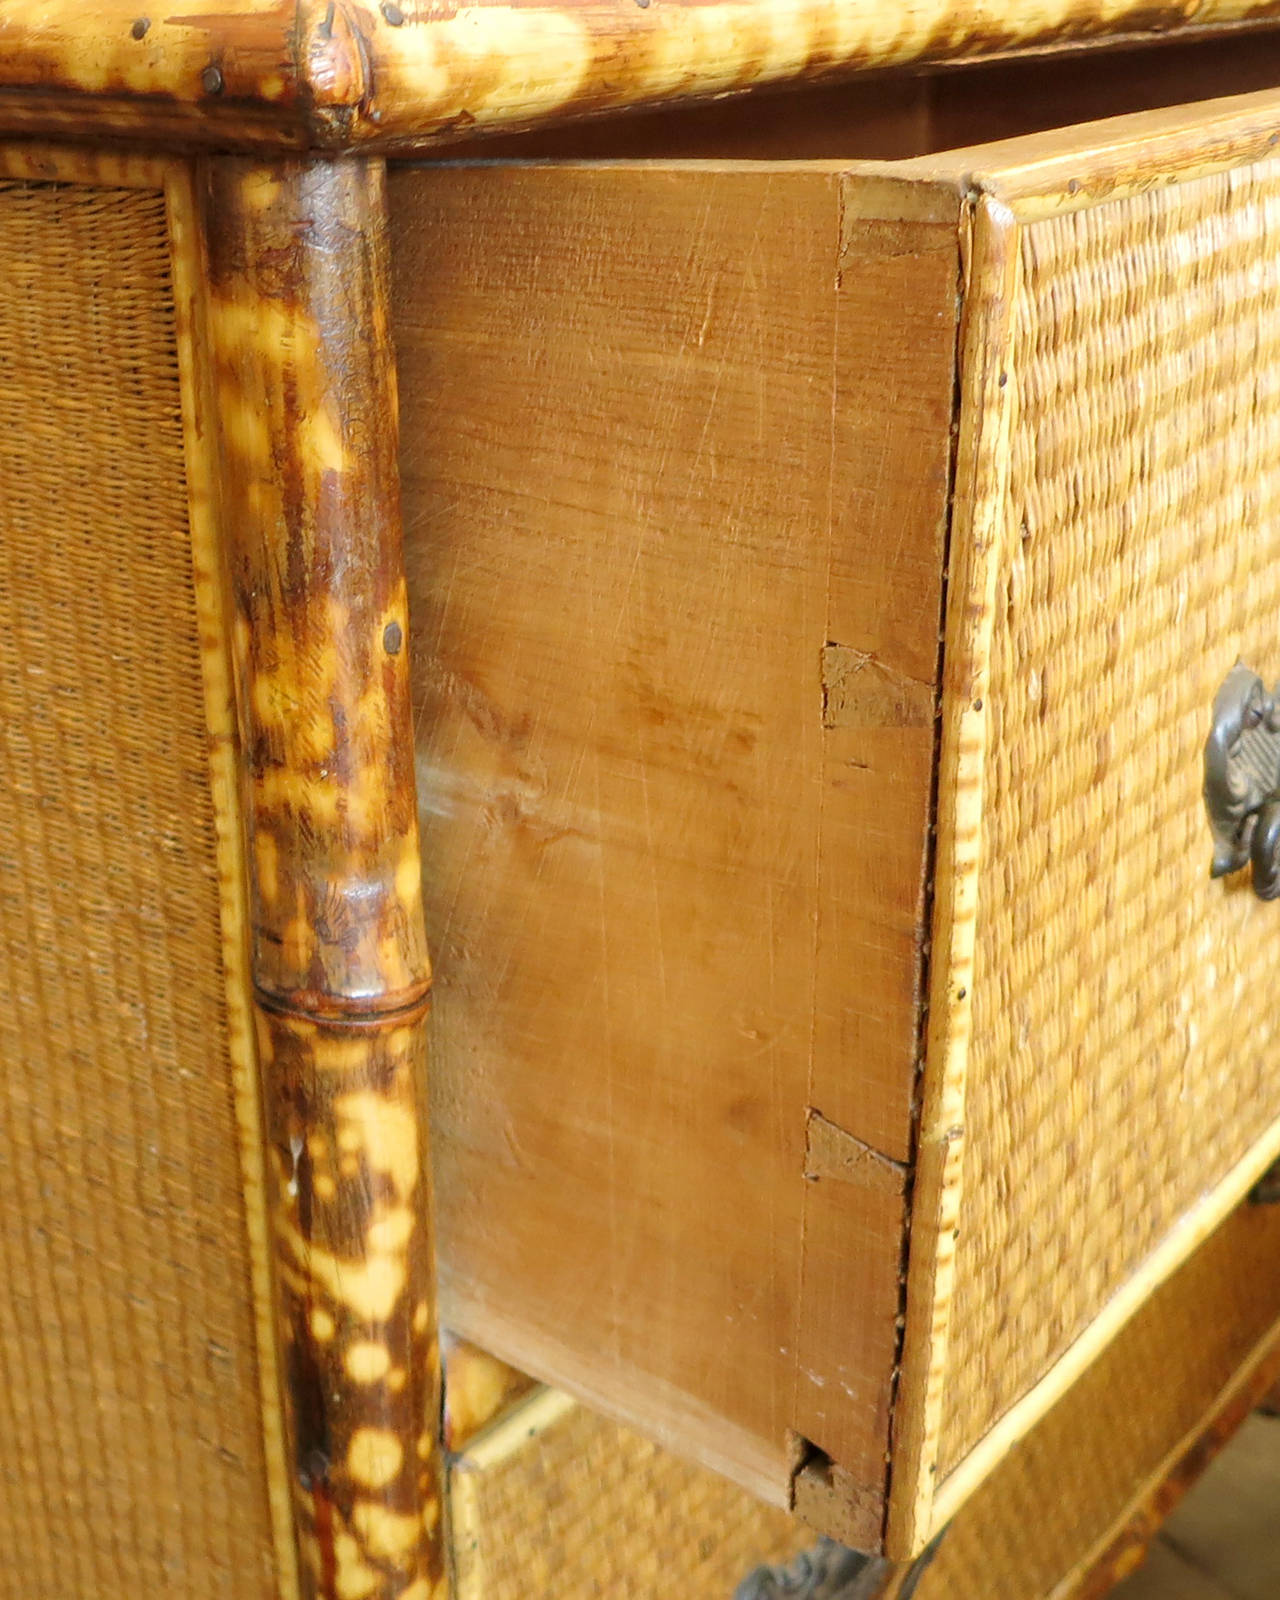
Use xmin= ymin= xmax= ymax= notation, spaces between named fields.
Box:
xmin=395 ymin=160 xmax=960 ymax=1520
xmin=6 ymin=1 xmax=1280 ymax=152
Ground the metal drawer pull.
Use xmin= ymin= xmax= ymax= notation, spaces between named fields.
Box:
xmin=1204 ymin=662 xmax=1280 ymax=900
xmin=733 ymin=1534 xmax=945 ymax=1599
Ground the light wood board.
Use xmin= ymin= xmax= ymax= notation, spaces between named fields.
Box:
xmin=394 ymin=160 xmax=959 ymax=1514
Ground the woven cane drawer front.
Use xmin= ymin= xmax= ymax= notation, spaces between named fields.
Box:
xmin=896 ymin=111 xmax=1280 ymax=1547
xmin=938 ymin=161 xmax=1280 ymax=1475
xmin=0 ymin=172 xmax=281 ymax=1597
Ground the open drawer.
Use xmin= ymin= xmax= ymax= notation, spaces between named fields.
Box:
xmin=393 ymin=85 xmax=1280 ymax=1557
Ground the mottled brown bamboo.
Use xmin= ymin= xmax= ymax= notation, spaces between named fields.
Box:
xmin=201 ymin=153 xmax=442 ymax=1600
xmin=254 ymin=1008 xmax=443 ymax=1600
xmin=204 ymin=156 xmax=428 ymax=1015
xmin=6 ymin=1 xmax=1280 ymax=154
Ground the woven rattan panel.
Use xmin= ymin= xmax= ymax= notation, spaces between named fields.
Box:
xmin=449 ymin=1390 xmax=810 ymax=1600
xmin=941 ymin=161 xmax=1280 ymax=1474
xmin=922 ymin=1201 xmax=1280 ymax=1600
xmin=0 ymin=180 xmax=276 ymax=1596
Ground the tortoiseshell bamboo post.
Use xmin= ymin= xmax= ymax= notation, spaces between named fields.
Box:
xmin=199 ymin=155 xmax=444 ymax=1600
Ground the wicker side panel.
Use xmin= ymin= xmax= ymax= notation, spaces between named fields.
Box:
xmin=0 ymin=179 xmax=277 ymax=1596
xmin=940 ymin=159 xmax=1280 ymax=1474
xmin=920 ymin=1201 xmax=1280 ymax=1600
xmin=449 ymin=1391 xmax=810 ymax=1600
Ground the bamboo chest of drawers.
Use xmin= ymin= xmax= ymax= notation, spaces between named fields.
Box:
xmin=5 ymin=6 xmax=1280 ymax=1599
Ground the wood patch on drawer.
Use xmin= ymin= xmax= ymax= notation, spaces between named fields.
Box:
xmin=805 ymin=1111 xmax=909 ymax=1198
xmin=820 ymin=645 xmax=935 ymax=733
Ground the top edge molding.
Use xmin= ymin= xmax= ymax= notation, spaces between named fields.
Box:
xmin=6 ymin=1 xmax=1280 ymax=155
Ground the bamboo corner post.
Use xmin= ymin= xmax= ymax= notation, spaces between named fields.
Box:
xmin=199 ymin=153 xmax=445 ymax=1600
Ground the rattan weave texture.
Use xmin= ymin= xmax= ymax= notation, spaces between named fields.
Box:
xmin=925 ymin=1203 xmax=1280 ymax=1599
xmin=449 ymin=1393 xmax=810 ymax=1600
xmin=942 ymin=160 xmax=1280 ymax=1472
xmin=0 ymin=180 xmax=277 ymax=1596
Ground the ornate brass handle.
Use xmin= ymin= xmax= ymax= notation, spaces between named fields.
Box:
xmin=1204 ymin=662 xmax=1280 ymax=899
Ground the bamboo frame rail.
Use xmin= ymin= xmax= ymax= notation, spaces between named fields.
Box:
xmin=5 ymin=1 xmax=1280 ymax=154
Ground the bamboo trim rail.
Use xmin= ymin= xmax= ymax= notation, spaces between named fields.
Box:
xmin=4 ymin=1 xmax=1280 ymax=153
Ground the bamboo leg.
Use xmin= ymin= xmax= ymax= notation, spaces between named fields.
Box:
xmin=199 ymin=153 xmax=444 ymax=1600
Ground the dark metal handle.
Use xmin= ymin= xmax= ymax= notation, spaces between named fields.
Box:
xmin=1204 ymin=662 xmax=1280 ymax=900
xmin=733 ymin=1533 xmax=946 ymax=1600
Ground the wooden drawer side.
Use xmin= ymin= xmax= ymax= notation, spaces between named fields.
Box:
xmin=394 ymin=162 xmax=961 ymax=1516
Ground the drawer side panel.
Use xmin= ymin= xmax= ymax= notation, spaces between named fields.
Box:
xmin=398 ymin=165 xmax=846 ymax=1503
xmin=394 ymin=162 xmax=956 ymax=1508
